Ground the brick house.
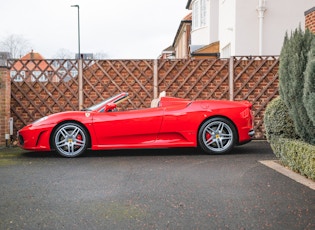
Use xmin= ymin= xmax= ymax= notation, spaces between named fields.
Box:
xmin=10 ymin=51 xmax=58 ymax=82
xmin=305 ymin=6 xmax=315 ymax=33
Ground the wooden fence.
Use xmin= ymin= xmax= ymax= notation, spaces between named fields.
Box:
xmin=8 ymin=56 xmax=279 ymax=140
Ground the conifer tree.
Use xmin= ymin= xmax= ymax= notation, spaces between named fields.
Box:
xmin=303 ymin=38 xmax=315 ymax=127
xmin=279 ymin=28 xmax=315 ymax=144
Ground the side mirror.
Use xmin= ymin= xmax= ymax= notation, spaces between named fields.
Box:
xmin=105 ymin=102 xmax=117 ymax=112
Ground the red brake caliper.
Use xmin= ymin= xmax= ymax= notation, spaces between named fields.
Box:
xmin=206 ymin=132 xmax=211 ymax=141
xmin=75 ymin=134 xmax=82 ymax=149
xmin=77 ymin=134 xmax=82 ymax=141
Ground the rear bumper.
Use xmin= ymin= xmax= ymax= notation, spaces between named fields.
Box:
xmin=237 ymin=130 xmax=255 ymax=146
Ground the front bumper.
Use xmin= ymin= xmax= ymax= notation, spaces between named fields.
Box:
xmin=18 ymin=126 xmax=52 ymax=151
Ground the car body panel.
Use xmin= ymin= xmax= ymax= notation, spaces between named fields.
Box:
xmin=91 ymin=107 xmax=164 ymax=147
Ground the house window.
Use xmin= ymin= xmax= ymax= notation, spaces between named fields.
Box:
xmin=33 ymin=71 xmax=47 ymax=82
xmin=11 ymin=70 xmax=24 ymax=82
xmin=200 ymin=0 xmax=206 ymax=27
xmin=38 ymin=74 xmax=48 ymax=82
xmin=193 ymin=1 xmax=199 ymax=29
xmin=193 ymin=0 xmax=207 ymax=30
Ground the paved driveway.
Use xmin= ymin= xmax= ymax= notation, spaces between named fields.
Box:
xmin=0 ymin=141 xmax=314 ymax=229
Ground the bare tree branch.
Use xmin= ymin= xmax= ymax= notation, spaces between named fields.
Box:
xmin=0 ymin=34 xmax=31 ymax=58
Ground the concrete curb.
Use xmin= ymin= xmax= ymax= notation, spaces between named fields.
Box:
xmin=259 ymin=160 xmax=315 ymax=190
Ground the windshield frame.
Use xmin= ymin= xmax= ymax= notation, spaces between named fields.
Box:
xmin=83 ymin=92 xmax=129 ymax=112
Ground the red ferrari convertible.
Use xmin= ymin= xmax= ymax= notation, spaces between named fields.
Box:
xmin=18 ymin=92 xmax=255 ymax=157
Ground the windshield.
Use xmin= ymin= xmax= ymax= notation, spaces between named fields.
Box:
xmin=83 ymin=93 xmax=128 ymax=111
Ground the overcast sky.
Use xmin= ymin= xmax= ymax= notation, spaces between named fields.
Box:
xmin=0 ymin=0 xmax=190 ymax=59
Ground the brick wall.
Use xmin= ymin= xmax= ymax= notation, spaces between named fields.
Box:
xmin=0 ymin=66 xmax=11 ymax=146
xmin=305 ymin=6 xmax=315 ymax=33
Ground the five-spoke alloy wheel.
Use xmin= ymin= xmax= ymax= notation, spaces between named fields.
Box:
xmin=198 ymin=117 xmax=237 ymax=154
xmin=52 ymin=122 xmax=89 ymax=157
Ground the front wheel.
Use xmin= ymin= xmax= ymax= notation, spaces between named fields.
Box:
xmin=198 ymin=117 xmax=237 ymax=154
xmin=52 ymin=122 xmax=89 ymax=157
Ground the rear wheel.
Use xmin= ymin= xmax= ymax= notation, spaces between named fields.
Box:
xmin=198 ymin=117 xmax=237 ymax=154
xmin=52 ymin=122 xmax=88 ymax=157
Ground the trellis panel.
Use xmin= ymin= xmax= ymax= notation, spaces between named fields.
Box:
xmin=158 ymin=59 xmax=229 ymax=100
xmin=9 ymin=59 xmax=80 ymax=133
xmin=233 ymin=56 xmax=279 ymax=139
xmin=82 ymin=60 xmax=154 ymax=110
xmin=9 ymin=57 xmax=279 ymax=140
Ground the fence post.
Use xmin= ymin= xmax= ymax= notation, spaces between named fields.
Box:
xmin=0 ymin=54 xmax=11 ymax=147
xmin=153 ymin=59 xmax=158 ymax=99
xmin=78 ymin=59 xmax=83 ymax=110
xmin=229 ymin=56 xmax=234 ymax=101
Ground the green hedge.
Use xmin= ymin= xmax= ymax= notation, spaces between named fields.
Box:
xmin=270 ymin=137 xmax=315 ymax=180
xmin=264 ymin=97 xmax=299 ymax=141
xmin=265 ymin=96 xmax=315 ymax=180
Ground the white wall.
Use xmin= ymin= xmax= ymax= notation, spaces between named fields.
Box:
xmin=219 ymin=0 xmax=235 ymax=57
xmin=218 ymin=0 xmax=314 ymax=57
xmin=234 ymin=0 xmax=259 ymax=56
xmin=261 ymin=0 xmax=312 ymax=55
xmin=209 ymin=0 xmax=219 ymax=43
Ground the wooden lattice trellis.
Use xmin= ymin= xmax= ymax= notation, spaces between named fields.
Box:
xmin=8 ymin=57 xmax=279 ymax=140
xmin=233 ymin=56 xmax=279 ymax=138
xmin=82 ymin=60 xmax=154 ymax=110
xmin=9 ymin=59 xmax=80 ymax=132
xmin=158 ymin=59 xmax=230 ymax=100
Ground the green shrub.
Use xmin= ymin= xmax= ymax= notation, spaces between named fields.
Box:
xmin=303 ymin=38 xmax=315 ymax=127
xmin=267 ymin=27 xmax=315 ymax=181
xmin=270 ymin=137 xmax=315 ymax=180
xmin=279 ymin=28 xmax=315 ymax=145
xmin=264 ymin=97 xmax=299 ymax=141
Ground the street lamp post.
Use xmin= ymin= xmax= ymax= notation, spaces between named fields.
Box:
xmin=71 ymin=5 xmax=81 ymax=59
xmin=71 ymin=4 xmax=83 ymax=110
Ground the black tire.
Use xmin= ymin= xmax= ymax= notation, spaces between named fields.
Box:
xmin=52 ymin=122 xmax=89 ymax=157
xmin=198 ymin=117 xmax=237 ymax=154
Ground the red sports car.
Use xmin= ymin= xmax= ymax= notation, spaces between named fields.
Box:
xmin=18 ymin=92 xmax=255 ymax=157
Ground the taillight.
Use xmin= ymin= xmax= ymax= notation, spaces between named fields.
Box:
xmin=240 ymin=108 xmax=251 ymax=118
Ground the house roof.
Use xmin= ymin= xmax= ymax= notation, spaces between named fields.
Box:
xmin=186 ymin=0 xmax=192 ymax=9
xmin=183 ymin=12 xmax=192 ymax=21
xmin=172 ymin=12 xmax=192 ymax=47
xmin=191 ymin=42 xmax=220 ymax=58
xmin=11 ymin=51 xmax=53 ymax=71
xmin=21 ymin=51 xmax=45 ymax=60
xmin=305 ymin=6 xmax=315 ymax=15
xmin=190 ymin=45 xmax=205 ymax=53
xmin=162 ymin=46 xmax=175 ymax=53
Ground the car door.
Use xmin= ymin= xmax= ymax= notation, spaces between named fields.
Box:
xmin=91 ymin=107 xmax=164 ymax=147
xmin=156 ymin=103 xmax=197 ymax=145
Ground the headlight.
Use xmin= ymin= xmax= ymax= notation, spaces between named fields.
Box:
xmin=32 ymin=116 xmax=48 ymax=124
